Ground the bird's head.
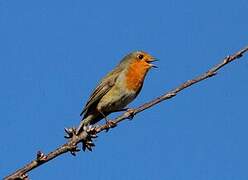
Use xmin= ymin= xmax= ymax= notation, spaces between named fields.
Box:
xmin=132 ymin=51 xmax=157 ymax=68
xmin=120 ymin=51 xmax=158 ymax=70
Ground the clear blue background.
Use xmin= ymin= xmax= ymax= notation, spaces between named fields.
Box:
xmin=1 ymin=0 xmax=248 ymax=179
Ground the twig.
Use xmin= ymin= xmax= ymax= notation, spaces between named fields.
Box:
xmin=4 ymin=46 xmax=248 ymax=180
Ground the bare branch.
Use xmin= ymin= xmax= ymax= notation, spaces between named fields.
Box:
xmin=4 ymin=46 xmax=248 ymax=180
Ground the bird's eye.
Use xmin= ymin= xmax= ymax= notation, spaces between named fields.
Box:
xmin=137 ymin=54 xmax=144 ymax=60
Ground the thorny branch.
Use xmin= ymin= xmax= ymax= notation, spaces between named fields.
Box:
xmin=4 ymin=46 xmax=248 ymax=180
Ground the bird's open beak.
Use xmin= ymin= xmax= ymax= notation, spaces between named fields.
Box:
xmin=146 ymin=58 xmax=158 ymax=68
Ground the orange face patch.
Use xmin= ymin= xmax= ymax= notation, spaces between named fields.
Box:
xmin=125 ymin=60 xmax=151 ymax=91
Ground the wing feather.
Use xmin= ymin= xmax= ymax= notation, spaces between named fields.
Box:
xmin=80 ymin=67 xmax=123 ymax=116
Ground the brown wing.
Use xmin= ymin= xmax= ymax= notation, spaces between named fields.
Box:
xmin=80 ymin=67 xmax=123 ymax=116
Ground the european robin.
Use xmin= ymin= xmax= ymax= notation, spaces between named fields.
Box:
xmin=76 ymin=51 xmax=157 ymax=134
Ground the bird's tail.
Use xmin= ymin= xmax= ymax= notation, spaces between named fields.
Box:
xmin=75 ymin=115 xmax=93 ymax=135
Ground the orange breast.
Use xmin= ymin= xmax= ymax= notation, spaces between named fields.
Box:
xmin=125 ymin=61 xmax=149 ymax=91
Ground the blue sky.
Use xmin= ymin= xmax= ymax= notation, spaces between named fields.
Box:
xmin=1 ymin=0 xmax=248 ymax=179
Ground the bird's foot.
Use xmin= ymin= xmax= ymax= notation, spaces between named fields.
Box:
xmin=105 ymin=120 xmax=117 ymax=132
xmin=126 ymin=108 xmax=135 ymax=120
xmin=64 ymin=126 xmax=98 ymax=153
xmin=82 ymin=125 xmax=98 ymax=151
xmin=98 ymin=110 xmax=117 ymax=132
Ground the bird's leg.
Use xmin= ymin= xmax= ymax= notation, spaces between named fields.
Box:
xmin=126 ymin=108 xmax=135 ymax=120
xmin=99 ymin=111 xmax=117 ymax=131
xmin=76 ymin=120 xmax=85 ymax=135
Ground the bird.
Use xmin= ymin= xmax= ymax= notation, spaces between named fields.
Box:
xmin=76 ymin=51 xmax=157 ymax=134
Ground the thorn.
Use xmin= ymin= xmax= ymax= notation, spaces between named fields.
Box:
xmin=225 ymin=55 xmax=232 ymax=63
xmin=64 ymin=127 xmax=75 ymax=138
xmin=90 ymin=134 xmax=98 ymax=138
xmin=105 ymin=126 xmax=110 ymax=132
xmin=36 ymin=151 xmax=47 ymax=161
xmin=64 ymin=127 xmax=70 ymax=134
xmin=73 ymin=145 xmax=80 ymax=151
xmin=87 ymin=141 xmax=95 ymax=147
xmin=19 ymin=173 xmax=29 ymax=180
xmin=69 ymin=144 xmax=81 ymax=156
xmin=82 ymin=143 xmax=86 ymax=151
xmin=86 ymin=145 xmax=93 ymax=152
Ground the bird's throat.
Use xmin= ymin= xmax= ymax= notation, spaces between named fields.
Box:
xmin=125 ymin=61 xmax=149 ymax=91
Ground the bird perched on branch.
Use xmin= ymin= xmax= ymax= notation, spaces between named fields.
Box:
xmin=76 ymin=51 xmax=157 ymax=134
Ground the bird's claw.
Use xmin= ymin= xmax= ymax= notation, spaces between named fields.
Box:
xmin=82 ymin=139 xmax=95 ymax=152
xmin=82 ymin=126 xmax=98 ymax=151
xmin=36 ymin=150 xmax=47 ymax=163
xmin=64 ymin=126 xmax=98 ymax=153
xmin=86 ymin=125 xmax=98 ymax=138
xmin=70 ymin=145 xmax=81 ymax=156
xmin=126 ymin=109 xmax=135 ymax=120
